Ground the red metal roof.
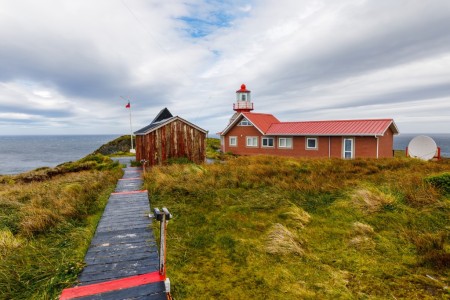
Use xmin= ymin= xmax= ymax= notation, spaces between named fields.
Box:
xmin=266 ymin=119 xmax=398 ymax=136
xmin=242 ymin=112 xmax=280 ymax=133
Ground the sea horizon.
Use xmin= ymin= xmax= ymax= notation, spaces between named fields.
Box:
xmin=0 ymin=133 xmax=449 ymax=175
xmin=0 ymin=134 xmax=121 ymax=175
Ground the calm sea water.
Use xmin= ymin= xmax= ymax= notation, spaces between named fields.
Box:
xmin=0 ymin=135 xmax=120 ymax=175
xmin=393 ymin=133 xmax=450 ymax=158
xmin=0 ymin=134 xmax=448 ymax=175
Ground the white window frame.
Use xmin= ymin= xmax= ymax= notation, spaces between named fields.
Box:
xmin=278 ymin=137 xmax=293 ymax=149
xmin=261 ymin=137 xmax=274 ymax=148
xmin=306 ymin=137 xmax=318 ymax=150
xmin=229 ymin=136 xmax=237 ymax=147
xmin=343 ymin=138 xmax=354 ymax=159
xmin=238 ymin=118 xmax=252 ymax=126
xmin=246 ymin=136 xmax=258 ymax=147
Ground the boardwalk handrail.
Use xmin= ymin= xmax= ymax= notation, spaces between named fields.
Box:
xmin=153 ymin=207 xmax=173 ymax=298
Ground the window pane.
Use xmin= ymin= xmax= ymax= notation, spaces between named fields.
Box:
xmin=345 ymin=139 xmax=352 ymax=151
xmin=279 ymin=138 xmax=292 ymax=148
xmin=247 ymin=137 xmax=257 ymax=146
xmin=263 ymin=138 xmax=274 ymax=147
xmin=286 ymin=138 xmax=292 ymax=148
xmin=307 ymin=138 xmax=316 ymax=148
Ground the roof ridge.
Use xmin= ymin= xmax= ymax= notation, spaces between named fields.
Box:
xmin=278 ymin=119 xmax=393 ymax=124
xmin=242 ymin=112 xmax=277 ymax=116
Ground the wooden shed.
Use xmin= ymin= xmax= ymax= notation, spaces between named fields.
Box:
xmin=134 ymin=108 xmax=207 ymax=166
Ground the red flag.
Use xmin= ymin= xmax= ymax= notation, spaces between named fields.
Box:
xmin=125 ymin=101 xmax=130 ymax=108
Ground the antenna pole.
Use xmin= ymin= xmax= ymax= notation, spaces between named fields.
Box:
xmin=129 ymin=103 xmax=134 ymax=151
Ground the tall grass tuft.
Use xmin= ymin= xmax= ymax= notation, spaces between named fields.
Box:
xmin=351 ymin=187 xmax=395 ymax=213
xmin=266 ymin=223 xmax=305 ymax=256
xmin=0 ymin=154 xmax=122 ymax=299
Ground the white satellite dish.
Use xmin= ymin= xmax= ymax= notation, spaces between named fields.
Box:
xmin=408 ymin=135 xmax=437 ymax=161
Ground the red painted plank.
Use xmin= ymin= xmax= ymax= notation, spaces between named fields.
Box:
xmin=60 ymin=271 xmax=165 ymax=300
xmin=111 ymin=190 xmax=148 ymax=195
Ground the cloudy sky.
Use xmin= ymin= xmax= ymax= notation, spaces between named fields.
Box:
xmin=1 ymin=0 xmax=449 ymax=136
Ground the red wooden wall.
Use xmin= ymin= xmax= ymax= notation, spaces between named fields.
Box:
xmin=136 ymin=119 xmax=206 ymax=166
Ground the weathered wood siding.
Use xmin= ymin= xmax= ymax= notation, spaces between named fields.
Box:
xmin=136 ymin=119 xmax=206 ymax=166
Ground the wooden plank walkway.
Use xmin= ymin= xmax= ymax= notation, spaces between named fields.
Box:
xmin=61 ymin=158 xmax=167 ymax=300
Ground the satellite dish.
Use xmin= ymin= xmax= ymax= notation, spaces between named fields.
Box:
xmin=408 ymin=135 xmax=437 ymax=161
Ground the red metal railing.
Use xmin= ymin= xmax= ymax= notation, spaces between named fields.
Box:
xmin=233 ymin=102 xmax=253 ymax=110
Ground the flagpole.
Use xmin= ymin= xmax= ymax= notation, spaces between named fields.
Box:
xmin=122 ymin=96 xmax=135 ymax=154
xmin=129 ymin=101 xmax=135 ymax=153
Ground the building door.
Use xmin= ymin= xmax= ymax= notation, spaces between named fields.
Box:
xmin=343 ymin=138 xmax=354 ymax=159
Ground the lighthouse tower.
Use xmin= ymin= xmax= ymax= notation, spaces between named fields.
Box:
xmin=233 ymin=84 xmax=254 ymax=112
xmin=229 ymin=84 xmax=254 ymax=123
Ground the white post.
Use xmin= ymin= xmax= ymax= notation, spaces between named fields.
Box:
xmin=129 ymin=102 xmax=135 ymax=153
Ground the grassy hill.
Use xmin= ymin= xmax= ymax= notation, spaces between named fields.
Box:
xmin=93 ymin=135 xmax=135 ymax=156
xmin=144 ymin=156 xmax=450 ymax=299
xmin=0 ymin=155 xmax=122 ymax=299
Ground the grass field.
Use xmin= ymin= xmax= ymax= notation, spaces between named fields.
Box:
xmin=144 ymin=155 xmax=450 ymax=299
xmin=0 ymin=155 xmax=122 ymax=299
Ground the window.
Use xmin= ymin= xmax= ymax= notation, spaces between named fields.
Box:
xmin=229 ymin=136 xmax=237 ymax=147
xmin=278 ymin=137 xmax=293 ymax=148
xmin=246 ymin=136 xmax=258 ymax=147
xmin=343 ymin=138 xmax=354 ymax=159
xmin=262 ymin=137 xmax=274 ymax=147
xmin=241 ymin=94 xmax=246 ymax=101
xmin=306 ymin=137 xmax=318 ymax=150
xmin=239 ymin=118 xmax=252 ymax=126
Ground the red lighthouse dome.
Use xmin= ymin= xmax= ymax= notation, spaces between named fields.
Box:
xmin=233 ymin=83 xmax=254 ymax=112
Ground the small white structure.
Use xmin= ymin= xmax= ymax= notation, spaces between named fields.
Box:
xmin=407 ymin=135 xmax=438 ymax=160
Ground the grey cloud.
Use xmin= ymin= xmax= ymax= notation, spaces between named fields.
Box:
xmin=339 ymin=83 xmax=450 ymax=110
xmin=0 ymin=104 xmax=74 ymax=118
xmin=256 ymin=2 xmax=450 ymax=96
xmin=0 ymin=41 xmax=131 ymax=99
xmin=1 ymin=0 xmax=450 ymax=134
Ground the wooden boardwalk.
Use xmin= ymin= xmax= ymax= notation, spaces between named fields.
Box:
xmin=61 ymin=158 xmax=167 ymax=300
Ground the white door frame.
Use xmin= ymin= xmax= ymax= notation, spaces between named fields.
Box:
xmin=343 ymin=137 xmax=354 ymax=159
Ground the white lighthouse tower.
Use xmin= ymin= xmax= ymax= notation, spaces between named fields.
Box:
xmin=229 ymin=84 xmax=254 ymax=123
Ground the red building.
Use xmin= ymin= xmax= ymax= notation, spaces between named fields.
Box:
xmin=220 ymin=84 xmax=399 ymax=159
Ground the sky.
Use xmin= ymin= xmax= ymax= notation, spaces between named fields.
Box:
xmin=1 ymin=0 xmax=450 ymax=136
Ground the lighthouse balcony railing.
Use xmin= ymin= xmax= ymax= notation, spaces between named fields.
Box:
xmin=233 ymin=102 xmax=254 ymax=110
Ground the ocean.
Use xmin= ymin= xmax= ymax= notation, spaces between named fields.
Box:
xmin=0 ymin=134 xmax=449 ymax=175
xmin=0 ymin=135 xmax=120 ymax=175
xmin=393 ymin=133 xmax=450 ymax=158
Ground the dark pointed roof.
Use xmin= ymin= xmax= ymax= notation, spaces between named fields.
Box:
xmin=134 ymin=108 xmax=208 ymax=135
xmin=134 ymin=108 xmax=174 ymax=135
xmin=151 ymin=107 xmax=173 ymax=124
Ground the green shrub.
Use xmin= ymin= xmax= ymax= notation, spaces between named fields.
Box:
xmin=130 ymin=160 xmax=142 ymax=167
xmin=166 ymin=157 xmax=193 ymax=165
xmin=425 ymin=172 xmax=450 ymax=194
